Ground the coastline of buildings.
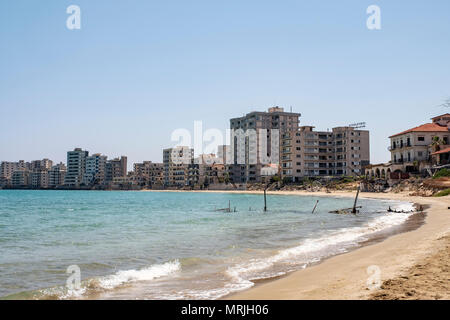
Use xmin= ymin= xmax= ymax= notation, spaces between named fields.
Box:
xmin=1 ymin=108 xmax=448 ymax=191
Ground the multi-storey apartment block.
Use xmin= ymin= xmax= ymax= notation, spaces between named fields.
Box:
xmin=48 ymin=163 xmax=67 ymax=188
xmin=133 ymin=161 xmax=164 ymax=187
xmin=105 ymin=156 xmax=127 ymax=186
xmin=64 ymin=148 xmax=89 ymax=187
xmin=31 ymin=169 xmax=49 ymax=189
xmin=228 ymin=107 xmax=370 ymax=182
xmin=187 ymin=154 xmax=225 ymax=187
xmin=163 ymin=146 xmax=194 ymax=187
xmin=83 ymin=154 xmax=107 ymax=186
xmin=229 ymin=106 xmax=301 ymax=183
xmin=282 ymin=126 xmax=370 ymax=180
xmin=0 ymin=160 xmax=30 ymax=181
xmin=11 ymin=170 xmax=31 ymax=188
xmin=30 ymin=159 xmax=53 ymax=171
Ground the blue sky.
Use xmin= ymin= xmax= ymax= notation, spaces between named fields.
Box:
xmin=1 ymin=0 xmax=449 ymax=168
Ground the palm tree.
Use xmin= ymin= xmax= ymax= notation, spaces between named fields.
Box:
xmin=431 ymin=136 xmax=445 ymax=153
xmin=438 ymin=98 xmax=450 ymax=108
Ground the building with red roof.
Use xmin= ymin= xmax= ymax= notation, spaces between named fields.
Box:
xmin=366 ymin=113 xmax=450 ymax=179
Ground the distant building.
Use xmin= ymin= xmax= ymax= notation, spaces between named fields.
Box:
xmin=105 ymin=156 xmax=127 ymax=186
xmin=217 ymin=145 xmax=231 ymax=165
xmin=133 ymin=161 xmax=164 ymax=187
xmin=11 ymin=170 xmax=31 ymax=188
xmin=227 ymin=107 xmax=370 ymax=183
xmin=48 ymin=163 xmax=66 ymax=188
xmin=366 ymin=113 xmax=450 ymax=179
xmin=388 ymin=113 xmax=449 ymax=171
xmin=229 ymin=106 xmax=301 ymax=183
xmin=187 ymin=154 xmax=224 ymax=187
xmin=31 ymin=169 xmax=49 ymax=189
xmin=282 ymin=126 xmax=370 ymax=181
xmin=83 ymin=154 xmax=107 ymax=186
xmin=1 ymin=160 xmax=30 ymax=180
xmin=30 ymin=159 xmax=53 ymax=171
xmin=432 ymin=146 xmax=450 ymax=166
xmin=163 ymin=146 xmax=194 ymax=187
xmin=64 ymin=148 xmax=89 ymax=187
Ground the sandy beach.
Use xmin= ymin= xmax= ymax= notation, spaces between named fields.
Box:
xmin=203 ymin=190 xmax=450 ymax=300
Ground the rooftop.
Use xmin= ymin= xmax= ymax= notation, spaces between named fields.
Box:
xmin=431 ymin=146 xmax=450 ymax=155
xmin=431 ymin=113 xmax=450 ymax=121
xmin=389 ymin=122 xmax=449 ymax=138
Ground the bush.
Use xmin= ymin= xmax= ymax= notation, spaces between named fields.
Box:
xmin=270 ymin=175 xmax=281 ymax=183
xmin=433 ymin=168 xmax=450 ymax=179
xmin=434 ymin=188 xmax=450 ymax=197
xmin=340 ymin=176 xmax=355 ymax=184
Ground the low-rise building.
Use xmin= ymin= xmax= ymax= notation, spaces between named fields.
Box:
xmin=388 ymin=113 xmax=450 ymax=173
xmin=366 ymin=113 xmax=450 ymax=179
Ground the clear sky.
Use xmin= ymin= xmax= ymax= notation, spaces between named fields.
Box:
xmin=1 ymin=0 xmax=449 ymax=169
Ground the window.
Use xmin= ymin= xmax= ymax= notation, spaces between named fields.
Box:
xmin=418 ymin=136 xmax=425 ymax=142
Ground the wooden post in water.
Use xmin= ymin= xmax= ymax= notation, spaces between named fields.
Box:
xmin=312 ymin=200 xmax=319 ymax=213
xmin=228 ymin=200 xmax=231 ymax=213
xmin=264 ymin=188 xmax=267 ymax=212
xmin=352 ymin=186 xmax=361 ymax=214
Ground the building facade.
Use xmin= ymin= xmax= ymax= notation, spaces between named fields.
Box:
xmin=388 ymin=113 xmax=450 ymax=173
xmin=163 ymin=146 xmax=194 ymax=187
xmin=229 ymin=106 xmax=301 ymax=183
xmin=133 ymin=161 xmax=164 ymax=187
xmin=11 ymin=170 xmax=30 ymax=188
xmin=282 ymin=126 xmax=370 ymax=180
xmin=0 ymin=160 xmax=30 ymax=181
xmin=227 ymin=107 xmax=370 ymax=183
xmin=105 ymin=156 xmax=128 ymax=186
xmin=64 ymin=148 xmax=89 ymax=187
xmin=48 ymin=163 xmax=67 ymax=188
xmin=83 ymin=154 xmax=107 ymax=186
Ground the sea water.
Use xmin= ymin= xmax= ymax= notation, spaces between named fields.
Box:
xmin=0 ymin=190 xmax=414 ymax=299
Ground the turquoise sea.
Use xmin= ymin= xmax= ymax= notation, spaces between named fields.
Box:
xmin=0 ymin=190 xmax=414 ymax=299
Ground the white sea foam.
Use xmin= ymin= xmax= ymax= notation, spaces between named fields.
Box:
xmin=44 ymin=202 xmax=416 ymax=300
xmin=225 ymin=204 xmax=414 ymax=293
xmin=97 ymin=260 xmax=181 ymax=289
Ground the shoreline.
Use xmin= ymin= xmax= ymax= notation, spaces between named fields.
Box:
xmin=2 ymin=189 xmax=448 ymax=300
xmin=221 ymin=191 xmax=449 ymax=300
